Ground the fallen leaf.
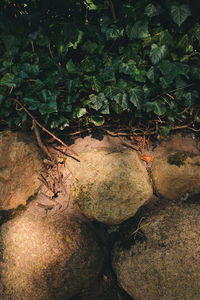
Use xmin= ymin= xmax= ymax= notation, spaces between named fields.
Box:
xmin=140 ymin=154 xmax=154 ymax=163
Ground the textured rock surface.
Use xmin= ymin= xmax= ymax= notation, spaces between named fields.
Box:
xmin=79 ymin=274 xmax=133 ymax=300
xmin=0 ymin=207 xmax=105 ymax=300
xmin=65 ymin=138 xmax=153 ymax=224
xmin=0 ymin=131 xmax=43 ymax=210
xmin=113 ymin=201 xmax=200 ymax=300
xmin=152 ymin=134 xmax=200 ymax=200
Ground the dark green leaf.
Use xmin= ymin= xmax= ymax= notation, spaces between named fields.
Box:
xmin=106 ymin=26 xmax=124 ymax=40
xmin=113 ymin=93 xmax=128 ymax=111
xmin=129 ymin=87 xmax=143 ymax=109
xmin=0 ymin=73 xmax=16 ymax=87
xmin=111 ymin=102 xmax=124 ymax=114
xmin=195 ymin=116 xmax=200 ymax=123
xmin=0 ymin=95 xmax=4 ymax=104
xmin=119 ymin=61 xmax=146 ymax=82
xmin=36 ymin=34 xmax=49 ymax=46
xmin=149 ymin=44 xmax=167 ymax=64
xmin=81 ymin=58 xmax=95 ymax=73
xmin=147 ymin=66 xmax=159 ymax=83
xmin=23 ymin=98 xmax=41 ymax=110
xmin=126 ymin=21 xmax=149 ymax=39
xmin=88 ymin=93 xmax=109 ymax=113
xmin=159 ymin=30 xmax=174 ymax=46
xmin=176 ymin=34 xmax=189 ymax=50
xmin=84 ymin=0 xmax=97 ymax=10
xmin=66 ymin=60 xmax=77 ymax=74
xmin=145 ymin=101 xmax=166 ymax=116
xmin=88 ymin=115 xmax=105 ymax=126
xmin=160 ymin=125 xmax=172 ymax=136
xmin=73 ymin=107 xmax=87 ymax=118
xmin=82 ymin=41 xmax=98 ymax=54
xmin=103 ymin=66 xmax=116 ymax=82
xmin=158 ymin=60 xmax=189 ymax=84
xmin=144 ymin=4 xmax=158 ymax=18
xmin=170 ymin=4 xmax=191 ymax=27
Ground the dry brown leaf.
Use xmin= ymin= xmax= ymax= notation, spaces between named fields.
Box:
xmin=140 ymin=154 xmax=154 ymax=164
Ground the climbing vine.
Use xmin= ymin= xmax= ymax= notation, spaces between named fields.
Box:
xmin=0 ymin=0 xmax=200 ymax=135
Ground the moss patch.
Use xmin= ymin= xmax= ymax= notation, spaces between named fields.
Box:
xmin=167 ymin=151 xmax=189 ymax=167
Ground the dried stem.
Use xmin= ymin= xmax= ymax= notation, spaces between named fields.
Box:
xmin=32 ymin=120 xmax=52 ymax=159
xmin=12 ymin=98 xmax=78 ymax=157
xmin=109 ymin=0 xmax=117 ymax=21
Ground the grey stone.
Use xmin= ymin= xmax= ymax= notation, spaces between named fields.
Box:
xmin=113 ymin=202 xmax=200 ymax=300
xmin=65 ymin=149 xmax=153 ymax=225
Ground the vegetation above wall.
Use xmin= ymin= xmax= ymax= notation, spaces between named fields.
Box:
xmin=0 ymin=0 xmax=200 ymax=135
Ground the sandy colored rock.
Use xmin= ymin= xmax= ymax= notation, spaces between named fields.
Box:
xmin=152 ymin=134 xmax=200 ymax=200
xmin=0 ymin=208 xmax=105 ymax=300
xmin=65 ymin=140 xmax=153 ymax=224
xmin=113 ymin=201 xmax=200 ymax=300
xmin=0 ymin=131 xmax=43 ymax=210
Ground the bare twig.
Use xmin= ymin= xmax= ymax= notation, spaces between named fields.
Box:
xmin=150 ymin=84 xmax=193 ymax=102
xmin=12 ymin=98 xmax=78 ymax=157
xmin=32 ymin=120 xmax=51 ymax=159
xmin=109 ymin=0 xmax=117 ymax=21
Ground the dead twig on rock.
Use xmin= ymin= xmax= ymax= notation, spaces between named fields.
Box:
xmin=12 ymin=98 xmax=78 ymax=157
xmin=32 ymin=120 xmax=51 ymax=159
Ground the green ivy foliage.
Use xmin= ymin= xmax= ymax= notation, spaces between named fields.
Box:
xmin=0 ymin=0 xmax=200 ymax=132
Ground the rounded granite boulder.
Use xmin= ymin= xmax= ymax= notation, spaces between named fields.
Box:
xmin=65 ymin=148 xmax=153 ymax=225
xmin=113 ymin=201 xmax=200 ymax=300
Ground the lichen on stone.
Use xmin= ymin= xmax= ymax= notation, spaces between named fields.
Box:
xmin=167 ymin=151 xmax=189 ymax=167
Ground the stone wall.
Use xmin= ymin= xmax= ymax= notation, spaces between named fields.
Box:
xmin=0 ymin=131 xmax=200 ymax=300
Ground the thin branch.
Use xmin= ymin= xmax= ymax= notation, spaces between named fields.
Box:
xmin=32 ymin=120 xmax=52 ymax=159
xmin=150 ymin=84 xmax=193 ymax=102
xmin=12 ymin=98 xmax=78 ymax=157
xmin=109 ymin=0 xmax=117 ymax=21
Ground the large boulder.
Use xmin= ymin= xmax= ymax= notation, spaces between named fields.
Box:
xmin=65 ymin=136 xmax=153 ymax=224
xmin=152 ymin=134 xmax=200 ymax=200
xmin=0 ymin=205 xmax=105 ymax=300
xmin=113 ymin=201 xmax=200 ymax=300
xmin=0 ymin=131 xmax=43 ymax=210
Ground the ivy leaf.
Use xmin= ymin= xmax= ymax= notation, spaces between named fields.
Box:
xmin=68 ymin=30 xmax=83 ymax=49
xmin=88 ymin=115 xmax=104 ymax=126
xmin=144 ymin=4 xmax=158 ymax=18
xmin=176 ymin=34 xmax=189 ymax=50
xmin=119 ymin=61 xmax=146 ymax=82
xmin=192 ymin=24 xmax=200 ymax=44
xmin=149 ymin=44 xmax=167 ymax=64
xmin=0 ymin=95 xmax=4 ymax=104
xmin=73 ymin=107 xmax=87 ymax=118
xmin=84 ymin=0 xmax=97 ymax=10
xmin=0 ymin=73 xmax=16 ymax=87
xmin=103 ymin=65 xmax=116 ymax=82
xmin=23 ymin=97 xmax=41 ymax=110
xmin=106 ymin=25 xmax=124 ymax=40
xmin=66 ymin=59 xmax=77 ymax=73
xmin=129 ymin=87 xmax=143 ymax=109
xmin=147 ymin=66 xmax=159 ymax=83
xmin=158 ymin=60 xmax=189 ymax=85
xmin=81 ymin=58 xmax=96 ymax=73
xmin=113 ymin=93 xmax=128 ymax=111
xmin=88 ymin=93 xmax=109 ymax=113
xmin=82 ymin=41 xmax=98 ymax=54
xmin=160 ymin=125 xmax=172 ymax=136
xmin=159 ymin=30 xmax=174 ymax=46
xmin=126 ymin=21 xmax=149 ymax=39
xmin=170 ymin=4 xmax=191 ymax=27
xmin=36 ymin=34 xmax=50 ymax=46
xmin=145 ymin=101 xmax=166 ymax=116
xmin=195 ymin=116 xmax=200 ymax=123
xmin=39 ymin=102 xmax=57 ymax=115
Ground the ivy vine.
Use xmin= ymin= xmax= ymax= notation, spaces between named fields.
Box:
xmin=0 ymin=0 xmax=200 ymax=135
